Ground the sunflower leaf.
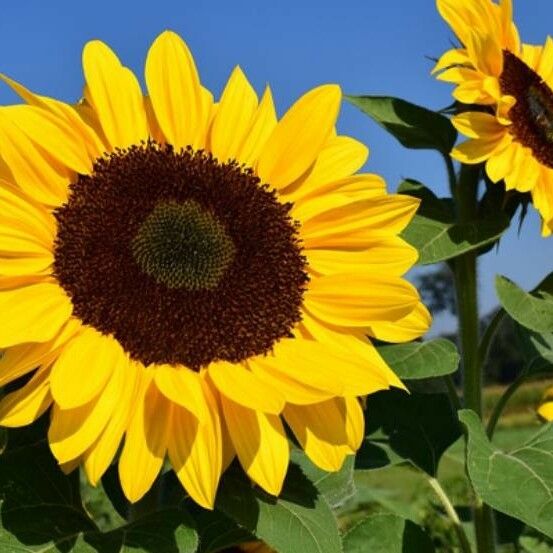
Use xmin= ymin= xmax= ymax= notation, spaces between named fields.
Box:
xmin=376 ymin=338 xmax=460 ymax=380
xmin=342 ymin=513 xmax=435 ymax=553
xmin=291 ymin=450 xmax=356 ymax=508
xmin=345 ymin=95 xmax=457 ymax=153
xmin=398 ymin=180 xmax=509 ymax=264
xmin=460 ymin=409 xmax=553 ymax=540
xmin=497 ymin=273 xmax=553 ymax=333
xmin=0 ymin=428 xmax=198 ymax=552
xmin=215 ymin=462 xmax=342 ymax=553
xmin=357 ymin=390 xmax=461 ymax=475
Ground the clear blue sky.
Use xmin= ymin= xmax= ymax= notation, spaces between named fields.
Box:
xmin=0 ymin=0 xmax=552 ymax=334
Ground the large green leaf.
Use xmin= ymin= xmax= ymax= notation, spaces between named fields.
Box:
xmin=342 ymin=513 xmax=435 ymax=553
xmin=357 ymin=390 xmax=461 ymax=475
xmin=216 ymin=463 xmax=341 ymax=553
xmin=345 ymin=95 xmax=456 ymax=153
xmin=497 ymin=273 xmax=553 ymax=333
xmin=460 ymin=409 xmax=553 ymax=539
xmin=399 ymin=180 xmax=509 ymax=264
xmin=377 ymin=338 xmax=459 ymax=380
xmin=0 ymin=428 xmax=198 ymax=552
xmin=291 ymin=450 xmax=355 ymax=509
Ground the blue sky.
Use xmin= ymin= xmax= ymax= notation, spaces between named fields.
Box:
xmin=0 ymin=0 xmax=552 ymax=334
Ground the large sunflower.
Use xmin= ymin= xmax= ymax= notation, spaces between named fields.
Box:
xmin=0 ymin=31 xmax=429 ymax=508
xmin=434 ymin=0 xmax=553 ymax=235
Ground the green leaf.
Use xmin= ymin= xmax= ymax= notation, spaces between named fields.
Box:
xmin=345 ymin=95 xmax=456 ymax=153
xmin=520 ymin=536 xmax=553 ymax=553
xmin=291 ymin=450 xmax=355 ymax=508
xmin=192 ymin=506 xmax=253 ymax=553
xmin=377 ymin=338 xmax=459 ymax=380
xmin=460 ymin=409 xmax=553 ymax=540
xmin=398 ymin=180 xmax=509 ymax=264
xmin=358 ymin=390 xmax=461 ymax=475
xmin=0 ymin=430 xmax=198 ymax=552
xmin=342 ymin=513 xmax=435 ymax=553
xmin=216 ymin=463 xmax=342 ymax=553
xmin=497 ymin=273 xmax=553 ymax=333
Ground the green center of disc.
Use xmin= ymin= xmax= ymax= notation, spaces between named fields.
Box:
xmin=527 ymin=84 xmax=553 ymax=144
xmin=132 ymin=200 xmax=235 ymax=290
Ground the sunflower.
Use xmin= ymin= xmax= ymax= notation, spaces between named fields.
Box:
xmin=537 ymin=386 xmax=553 ymax=421
xmin=434 ymin=0 xmax=553 ymax=235
xmin=0 ymin=31 xmax=429 ymax=509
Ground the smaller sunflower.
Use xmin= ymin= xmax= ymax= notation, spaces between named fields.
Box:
xmin=538 ymin=386 xmax=553 ymax=421
xmin=435 ymin=0 xmax=553 ymax=235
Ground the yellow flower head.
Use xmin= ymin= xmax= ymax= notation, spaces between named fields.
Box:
xmin=538 ymin=386 xmax=553 ymax=421
xmin=0 ymin=31 xmax=429 ymax=508
xmin=435 ymin=0 xmax=553 ymax=235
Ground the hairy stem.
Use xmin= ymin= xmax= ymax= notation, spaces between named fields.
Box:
xmin=428 ymin=476 xmax=473 ymax=553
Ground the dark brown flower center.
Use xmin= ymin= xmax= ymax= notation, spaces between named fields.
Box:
xmin=500 ymin=50 xmax=553 ymax=168
xmin=53 ymin=142 xmax=308 ymax=370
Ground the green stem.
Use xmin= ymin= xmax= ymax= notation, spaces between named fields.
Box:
xmin=486 ymin=372 xmax=526 ymax=439
xmin=427 ymin=476 xmax=473 ymax=553
xmin=453 ymin=164 xmax=496 ymax=553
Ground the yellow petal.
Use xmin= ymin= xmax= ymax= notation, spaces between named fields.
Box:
xmin=82 ymin=40 xmax=148 ymax=149
xmin=220 ymin=396 xmax=289 ymax=496
xmin=210 ymin=66 xmax=258 ymax=163
xmin=0 ymin=366 xmax=52 ymax=427
xmin=2 ymin=105 xmax=92 ymax=174
xmin=432 ymin=48 xmax=471 ymax=74
xmin=367 ymin=301 xmax=432 ymax=343
xmin=0 ymin=73 xmax=104 ymax=159
xmin=0 ymin=283 xmax=73 ymax=348
xmin=344 ymin=397 xmax=364 ymax=452
xmin=154 ymin=364 xmax=208 ymax=422
xmin=452 ymin=111 xmax=505 ymax=139
xmin=257 ymin=84 xmax=341 ymax=189
xmin=485 ymin=142 xmax=517 ymax=183
xmin=50 ymin=327 xmax=126 ymax=409
xmin=119 ymin=378 xmax=171 ymax=503
xmin=168 ymin=380 xmax=223 ymax=509
xmin=452 ymin=134 xmax=510 ymax=164
xmin=208 ymin=361 xmax=285 ymax=414
xmin=301 ymin=313 xmax=405 ymax=391
xmin=145 ymin=31 xmax=209 ymax=149
xmin=250 ymin=358 xmax=334 ymax=405
xmin=237 ymin=86 xmax=277 ymax=167
xmin=0 ymin=318 xmax=80 ymax=387
xmin=84 ymin=360 xmax=140 ymax=485
xmin=49 ymin=359 xmax=126 ymax=463
xmin=306 ymin=237 xmax=417 ymax=277
xmin=0 ymin=110 xmax=70 ymax=206
xmin=301 ymin=194 xmax=420 ymax=248
xmin=284 ymin=400 xmax=350 ymax=472
xmin=285 ymin=135 xmax=368 ymax=199
xmin=305 ymin=273 xmax=419 ymax=326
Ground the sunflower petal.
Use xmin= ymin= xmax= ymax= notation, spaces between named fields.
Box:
xmin=82 ymin=40 xmax=148 ymax=148
xmin=145 ymin=31 xmax=208 ymax=149
xmin=168 ymin=381 xmax=223 ymax=509
xmin=0 ymin=283 xmax=73 ymax=348
xmin=220 ymin=396 xmax=289 ymax=496
xmin=50 ymin=327 xmax=126 ymax=409
xmin=210 ymin=66 xmax=258 ymax=163
xmin=119 ymin=378 xmax=171 ymax=503
xmin=257 ymin=84 xmax=341 ymax=188
xmin=84 ymin=360 xmax=140 ymax=485
xmin=154 ymin=364 xmax=208 ymax=422
xmin=284 ymin=399 xmax=350 ymax=471
xmin=0 ymin=366 xmax=52 ymax=427
xmin=208 ymin=361 xmax=285 ymax=414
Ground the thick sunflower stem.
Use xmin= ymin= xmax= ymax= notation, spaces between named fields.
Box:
xmin=453 ymin=164 xmax=496 ymax=553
